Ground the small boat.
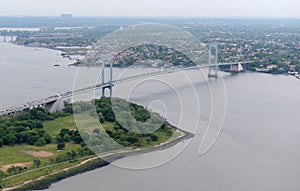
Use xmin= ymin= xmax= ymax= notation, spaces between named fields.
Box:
xmin=54 ymin=64 xmax=60 ymax=67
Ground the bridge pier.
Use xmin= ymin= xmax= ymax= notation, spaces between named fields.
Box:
xmin=208 ymin=43 xmax=219 ymax=78
xmin=229 ymin=63 xmax=244 ymax=73
xmin=44 ymin=97 xmax=65 ymax=113
xmin=208 ymin=67 xmax=218 ymax=78
xmin=3 ymin=35 xmax=6 ymax=42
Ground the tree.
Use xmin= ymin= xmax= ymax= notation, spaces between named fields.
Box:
xmin=0 ymin=170 xmax=6 ymax=179
xmin=66 ymin=150 xmax=77 ymax=161
xmin=73 ymin=105 xmax=82 ymax=114
xmin=27 ymin=135 xmax=40 ymax=145
xmin=83 ymin=146 xmax=93 ymax=155
xmin=33 ymin=159 xmax=41 ymax=168
xmin=63 ymin=134 xmax=71 ymax=142
xmin=64 ymin=105 xmax=73 ymax=114
xmin=98 ymin=112 xmax=105 ymax=123
xmin=149 ymin=134 xmax=158 ymax=141
xmin=57 ymin=142 xmax=65 ymax=150
xmin=80 ymin=142 xmax=86 ymax=148
xmin=29 ymin=108 xmax=49 ymax=120
xmin=0 ymin=139 xmax=3 ymax=147
xmin=42 ymin=133 xmax=52 ymax=144
xmin=56 ymin=135 xmax=64 ymax=143
xmin=71 ymin=150 xmax=77 ymax=158
xmin=145 ymin=137 xmax=152 ymax=143
xmin=77 ymin=148 xmax=84 ymax=157
xmin=72 ymin=131 xmax=83 ymax=144
xmin=0 ymin=128 xmax=7 ymax=138
xmin=59 ymin=128 xmax=71 ymax=137
xmin=89 ymin=110 xmax=98 ymax=117
xmin=36 ymin=138 xmax=46 ymax=147
xmin=20 ymin=130 xmax=38 ymax=144
xmin=49 ymin=157 xmax=55 ymax=164
xmin=7 ymin=166 xmax=15 ymax=175
xmin=55 ymin=153 xmax=69 ymax=163
xmin=93 ymin=128 xmax=100 ymax=135
xmin=15 ymin=166 xmax=24 ymax=173
xmin=7 ymin=134 xmax=17 ymax=145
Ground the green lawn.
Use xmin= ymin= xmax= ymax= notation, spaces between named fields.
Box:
xmin=0 ymin=109 xmax=180 ymax=189
xmin=0 ymin=143 xmax=81 ymax=167
xmin=44 ymin=112 xmax=114 ymax=138
xmin=44 ymin=115 xmax=77 ymax=137
xmin=0 ymin=113 xmax=178 ymax=169
xmin=0 ymin=114 xmax=87 ymax=168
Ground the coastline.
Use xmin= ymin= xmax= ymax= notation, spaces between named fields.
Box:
xmin=4 ymin=122 xmax=194 ymax=191
xmin=8 ymin=41 xmax=300 ymax=80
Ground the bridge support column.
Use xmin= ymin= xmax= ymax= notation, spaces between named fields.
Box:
xmin=101 ymin=61 xmax=106 ymax=98
xmin=3 ymin=35 xmax=6 ymax=42
xmin=101 ymin=87 xmax=105 ymax=98
xmin=229 ymin=63 xmax=244 ymax=73
xmin=208 ymin=43 xmax=219 ymax=78
xmin=208 ymin=66 xmax=218 ymax=78
xmin=101 ymin=59 xmax=113 ymax=98
xmin=109 ymin=60 xmax=113 ymax=98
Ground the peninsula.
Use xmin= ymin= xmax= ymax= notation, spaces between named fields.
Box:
xmin=0 ymin=98 xmax=193 ymax=191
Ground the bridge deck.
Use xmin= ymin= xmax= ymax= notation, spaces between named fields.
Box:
xmin=0 ymin=61 xmax=253 ymax=116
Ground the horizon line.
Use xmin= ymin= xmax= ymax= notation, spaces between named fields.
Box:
xmin=0 ymin=15 xmax=299 ymax=20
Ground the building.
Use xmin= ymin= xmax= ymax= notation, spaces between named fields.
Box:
xmin=61 ymin=14 xmax=72 ymax=19
xmin=39 ymin=26 xmax=55 ymax=32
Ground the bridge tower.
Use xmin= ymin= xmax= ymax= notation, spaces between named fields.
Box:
xmin=208 ymin=43 xmax=219 ymax=78
xmin=101 ymin=60 xmax=113 ymax=98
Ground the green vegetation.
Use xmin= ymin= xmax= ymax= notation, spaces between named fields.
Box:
xmin=0 ymin=98 xmax=178 ymax=189
xmin=83 ymin=44 xmax=195 ymax=67
xmin=9 ymin=158 xmax=107 ymax=191
xmin=77 ymin=98 xmax=176 ymax=155
xmin=0 ymin=107 xmax=72 ymax=147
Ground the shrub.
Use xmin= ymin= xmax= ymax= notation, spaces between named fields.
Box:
xmin=33 ymin=159 xmax=41 ymax=168
xmin=57 ymin=142 xmax=65 ymax=150
xmin=36 ymin=138 xmax=46 ymax=147
xmin=63 ymin=134 xmax=71 ymax=142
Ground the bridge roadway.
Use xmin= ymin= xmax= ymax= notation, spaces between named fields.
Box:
xmin=0 ymin=61 xmax=253 ymax=116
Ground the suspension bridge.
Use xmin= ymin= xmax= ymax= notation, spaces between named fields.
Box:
xmin=0 ymin=43 xmax=253 ymax=116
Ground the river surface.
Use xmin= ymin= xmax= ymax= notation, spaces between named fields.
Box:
xmin=1 ymin=41 xmax=300 ymax=191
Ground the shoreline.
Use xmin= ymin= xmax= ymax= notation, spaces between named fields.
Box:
xmin=6 ymin=41 xmax=300 ymax=80
xmin=3 ymin=122 xmax=194 ymax=191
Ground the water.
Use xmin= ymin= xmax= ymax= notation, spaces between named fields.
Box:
xmin=0 ymin=41 xmax=77 ymax=108
xmin=50 ymin=73 xmax=300 ymax=191
xmin=1 ymin=41 xmax=300 ymax=191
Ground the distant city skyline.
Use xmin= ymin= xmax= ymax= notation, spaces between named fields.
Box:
xmin=0 ymin=0 xmax=299 ymax=18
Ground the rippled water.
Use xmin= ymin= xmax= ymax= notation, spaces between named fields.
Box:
xmin=1 ymin=42 xmax=300 ymax=191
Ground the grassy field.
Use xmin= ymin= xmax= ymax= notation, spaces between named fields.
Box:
xmin=0 ymin=110 xmax=179 ymax=189
xmin=0 ymin=113 xmax=89 ymax=170
xmin=43 ymin=115 xmax=77 ymax=137
xmin=0 ymin=143 xmax=82 ymax=168
xmin=44 ymin=113 xmax=114 ymax=138
xmin=0 ymin=114 xmax=93 ymax=188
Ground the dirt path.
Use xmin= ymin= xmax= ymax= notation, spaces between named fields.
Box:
xmin=2 ymin=127 xmax=193 ymax=191
xmin=2 ymin=157 xmax=99 ymax=191
xmin=1 ymin=162 xmax=33 ymax=172
xmin=21 ymin=151 xmax=54 ymax=158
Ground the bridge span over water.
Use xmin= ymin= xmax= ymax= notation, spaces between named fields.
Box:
xmin=0 ymin=60 xmax=253 ymax=116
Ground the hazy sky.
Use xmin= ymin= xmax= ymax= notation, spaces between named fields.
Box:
xmin=0 ymin=0 xmax=299 ymax=17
